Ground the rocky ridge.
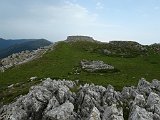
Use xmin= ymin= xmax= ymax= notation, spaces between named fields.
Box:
xmin=1 ymin=78 xmax=160 ymax=120
xmin=0 ymin=44 xmax=55 ymax=72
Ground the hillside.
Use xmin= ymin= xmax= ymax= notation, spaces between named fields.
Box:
xmin=0 ymin=38 xmax=31 ymax=50
xmin=0 ymin=36 xmax=160 ymax=105
xmin=0 ymin=39 xmax=52 ymax=58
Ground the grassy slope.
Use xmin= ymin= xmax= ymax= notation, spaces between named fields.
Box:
xmin=0 ymin=41 xmax=160 ymax=103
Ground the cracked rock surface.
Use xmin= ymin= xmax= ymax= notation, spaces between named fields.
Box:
xmin=0 ymin=78 xmax=160 ymax=120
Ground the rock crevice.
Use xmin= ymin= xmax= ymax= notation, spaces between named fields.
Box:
xmin=1 ymin=78 xmax=160 ymax=120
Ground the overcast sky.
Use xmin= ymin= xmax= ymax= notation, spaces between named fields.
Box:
xmin=0 ymin=0 xmax=160 ymax=44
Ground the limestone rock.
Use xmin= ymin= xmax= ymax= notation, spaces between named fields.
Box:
xmin=0 ymin=79 xmax=76 ymax=120
xmin=146 ymin=92 xmax=160 ymax=115
xmin=137 ymin=78 xmax=152 ymax=96
xmin=129 ymin=105 xmax=153 ymax=120
xmin=0 ymin=44 xmax=54 ymax=72
xmin=103 ymin=85 xmax=121 ymax=106
xmin=132 ymin=94 xmax=145 ymax=108
xmin=151 ymin=79 xmax=160 ymax=91
xmin=89 ymin=106 xmax=101 ymax=120
xmin=0 ymin=101 xmax=28 ymax=120
xmin=44 ymin=96 xmax=59 ymax=113
xmin=56 ymin=85 xmax=70 ymax=104
xmin=147 ymin=92 xmax=160 ymax=107
xmin=29 ymin=85 xmax=52 ymax=103
xmin=153 ymin=113 xmax=160 ymax=120
xmin=102 ymin=104 xmax=124 ymax=120
xmin=1 ymin=78 xmax=160 ymax=120
xmin=30 ymin=76 xmax=37 ymax=81
xmin=42 ymin=101 xmax=74 ymax=120
xmin=81 ymin=60 xmax=114 ymax=72
xmin=121 ymin=86 xmax=137 ymax=100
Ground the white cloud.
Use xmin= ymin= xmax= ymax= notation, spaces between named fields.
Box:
xmin=0 ymin=0 xmax=117 ymax=42
xmin=0 ymin=0 xmax=101 ymax=41
xmin=96 ymin=2 xmax=104 ymax=9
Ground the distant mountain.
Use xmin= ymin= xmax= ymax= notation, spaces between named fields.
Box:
xmin=0 ymin=38 xmax=35 ymax=50
xmin=0 ymin=38 xmax=52 ymax=58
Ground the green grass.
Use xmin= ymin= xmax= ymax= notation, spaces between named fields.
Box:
xmin=0 ymin=41 xmax=160 ymax=104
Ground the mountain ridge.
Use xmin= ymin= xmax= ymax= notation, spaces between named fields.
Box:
xmin=0 ymin=38 xmax=52 ymax=58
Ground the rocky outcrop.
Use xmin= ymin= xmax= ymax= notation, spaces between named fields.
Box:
xmin=107 ymin=41 xmax=148 ymax=57
xmin=0 ymin=79 xmax=76 ymax=120
xmin=88 ymin=106 xmax=101 ymax=120
xmin=43 ymin=101 xmax=74 ymax=120
xmin=0 ymin=44 xmax=54 ymax=72
xmin=102 ymin=104 xmax=124 ymax=120
xmin=109 ymin=41 xmax=143 ymax=49
xmin=1 ymin=78 xmax=160 ymax=120
xmin=81 ymin=60 xmax=115 ymax=72
xmin=66 ymin=36 xmax=95 ymax=42
xmin=129 ymin=105 xmax=153 ymax=120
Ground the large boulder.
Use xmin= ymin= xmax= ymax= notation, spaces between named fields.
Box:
xmin=81 ymin=60 xmax=114 ymax=72
xmin=151 ymin=79 xmax=160 ymax=91
xmin=43 ymin=96 xmax=60 ymax=114
xmin=42 ymin=101 xmax=74 ymax=120
xmin=76 ymin=83 xmax=106 ymax=119
xmin=146 ymin=92 xmax=160 ymax=115
xmin=129 ymin=105 xmax=153 ymax=120
xmin=89 ymin=106 xmax=101 ymax=120
xmin=132 ymin=94 xmax=145 ymax=108
xmin=102 ymin=85 xmax=121 ymax=106
xmin=102 ymin=104 xmax=124 ymax=120
xmin=137 ymin=78 xmax=152 ymax=96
